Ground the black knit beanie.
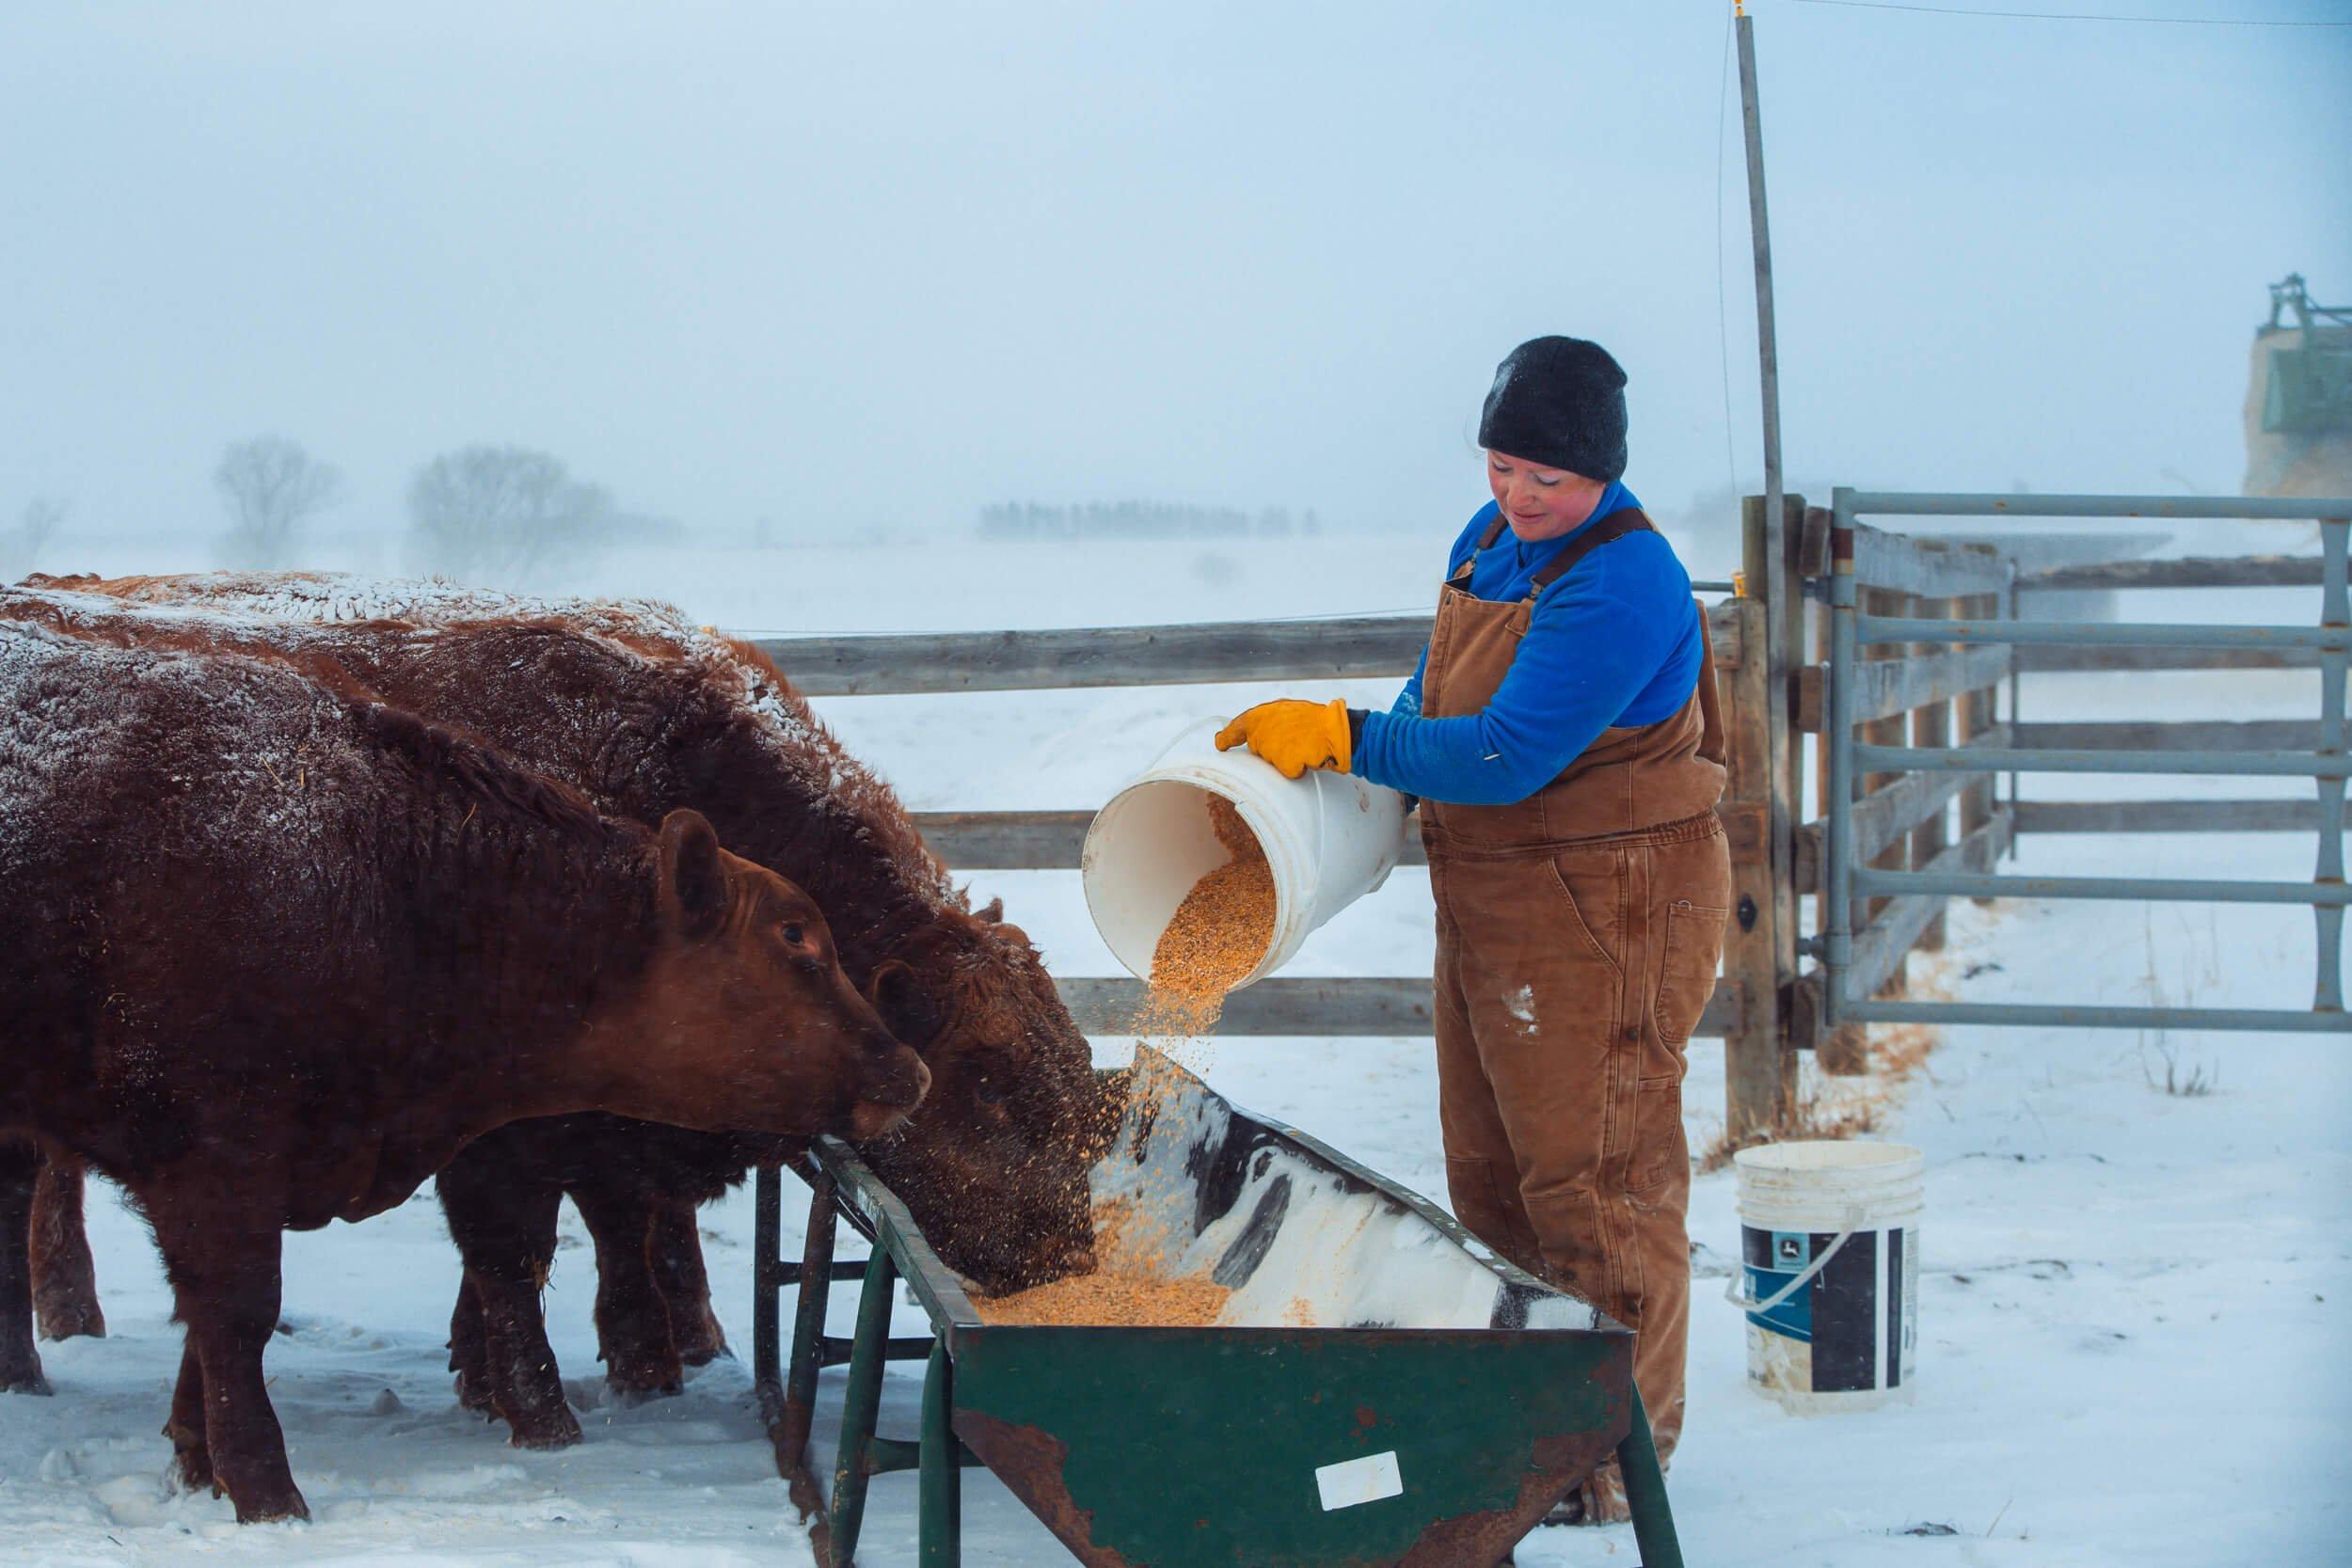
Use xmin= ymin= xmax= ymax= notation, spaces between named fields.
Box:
xmin=1476 ymin=336 xmax=1629 ymax=482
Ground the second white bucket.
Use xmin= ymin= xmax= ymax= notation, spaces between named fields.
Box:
xmin=1082 ymin=718 xmax=1412 ymax=990
xmin=1730 ymin=1139 xmax=1924 ymax=1414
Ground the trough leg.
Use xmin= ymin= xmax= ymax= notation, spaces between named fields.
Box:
xmin=147 ymin=1196 xmax=307 ymax=1523
xmin=918 ymin=1338 xmax=961 ymax=1568
xmin=0 ymin=1138 xmax=51 ymax=1394
xmin=829 ymin=1246 xmax=898 ymax=1568
xmin=778 ymin=1174 xmax=837 ymax=1474
xmin=569 ymin=1171 xmax=683 ymax=1400
xmin=1615 ymin=1386 xmax=1685 ymax=1568
xmin=649 ymin=1194 xmax=730 ymax=1366
xmin=31 ymin=1152 xmax=105 ymax=1341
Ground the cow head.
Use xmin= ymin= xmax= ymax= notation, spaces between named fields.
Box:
xmin=585 ymin=811 xmax=930 ymax=1140
xmin=853 ymin=897 xmax=1107 ymax=1294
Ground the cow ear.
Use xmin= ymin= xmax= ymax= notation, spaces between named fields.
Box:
xmin=658 ymin=809 xmax=729 ymax=941
xmin=866 ymin=959 xmax=948 ymax=1052
xmin=974 ymin=896 xmax=1005 ymax=925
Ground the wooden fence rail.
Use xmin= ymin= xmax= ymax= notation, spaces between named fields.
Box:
xmin=756 ymin=614 xmax=1743 ymax=697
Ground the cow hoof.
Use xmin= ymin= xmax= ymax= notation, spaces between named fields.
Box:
xmin=230 ymin=1489 xmax=310 ymax=1525
xmin=504 ymin=1407 xmax=583 ymax=1450
xmin=35 ymin=1307 xmax=105 ymax=1342
xmin=1 ymin=1371 xmax=54 ymax=1397
xmin=671 ymin=1312 xmax=730 ymax=1368
xmin=605 ymin=1369 xmax=683 ymax=1404
xmin=35 ymin=1282 xmax=106 ymax=1341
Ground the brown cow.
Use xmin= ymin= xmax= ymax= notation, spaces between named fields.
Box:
xmin=0 ymin=621 xmax=929 ymax=1521
xmin=5 ymin=573 xmax=1104 ymax=1447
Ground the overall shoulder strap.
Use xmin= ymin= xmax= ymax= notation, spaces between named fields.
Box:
xmin=1527 ymin=507 xmax=1654 ymax=596
xmin=1448 ymin=510 xmax=1510 ymax=585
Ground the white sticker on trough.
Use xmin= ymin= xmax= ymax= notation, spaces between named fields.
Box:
xmin=1315 ymin=1449 xmax=1403 ymax=1512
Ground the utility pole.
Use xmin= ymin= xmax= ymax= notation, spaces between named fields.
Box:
xmin=1736 ymin=2 xmax=1807 ymax=1090
xmin=1737 ymin=4 xmax=1784 ymax=541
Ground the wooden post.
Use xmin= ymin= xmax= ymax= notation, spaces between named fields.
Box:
xmin=1727 ymin=497 xmax=1800 ymax=1138
xmin=1958 ymin=586 xmax=1998 ymax=886
xmin=1910 ymin=588 xmax=1952 ymax=951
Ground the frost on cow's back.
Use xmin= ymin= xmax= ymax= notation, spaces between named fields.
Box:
xmin=7 ymin=569 xmax=957 ymax=906
xmin=0 ymin=622 xmax=363 ymax=888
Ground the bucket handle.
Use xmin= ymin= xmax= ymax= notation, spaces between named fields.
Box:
xmin=1723 ymin=1205 xmax=1865 ymax=1316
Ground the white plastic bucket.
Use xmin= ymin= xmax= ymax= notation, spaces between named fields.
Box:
xmin=1729 ymin=1139 xmax=1923 ymax=1413
xmin=1081 ymin=718 xmax=1412 ymax=990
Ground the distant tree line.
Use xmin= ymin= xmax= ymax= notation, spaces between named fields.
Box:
xmin=192 ymin=436 xmax=675 ymax=586
xmin=979 ymin=500 xmax=1321 ymax=541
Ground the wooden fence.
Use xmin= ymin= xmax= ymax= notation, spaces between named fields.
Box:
xmin=755 ymin=590 xmax=1779 ymax=1133
xmin=753 ymin=507 xmax=2326 ymax=1139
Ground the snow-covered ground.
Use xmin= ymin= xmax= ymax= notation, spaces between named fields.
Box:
xmin=4 ymin=543 xmax=2348 ymax=1565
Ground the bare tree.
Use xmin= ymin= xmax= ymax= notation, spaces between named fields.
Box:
xmin=4 ymin=496 xmax=69 ymax=579
xmin=405 ymin=445 xmax=613 ymax=585
xmin=215 ymin=436 xmax=342 ymax=568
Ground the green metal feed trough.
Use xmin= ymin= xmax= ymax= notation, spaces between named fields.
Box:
xmin=751 ymin=1051 xmax=1684 ymax=1567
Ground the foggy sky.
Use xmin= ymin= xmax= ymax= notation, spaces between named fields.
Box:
xmin=4 ymin=2 xmax=2347 ymax=549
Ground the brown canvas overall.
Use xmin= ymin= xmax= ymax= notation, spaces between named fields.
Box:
xmin=1419 ymin=508 xmax=1731 ymax=1511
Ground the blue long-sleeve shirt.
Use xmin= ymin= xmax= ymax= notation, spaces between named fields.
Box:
xmin=1353 ymin=484 xmax=1703 ymax=805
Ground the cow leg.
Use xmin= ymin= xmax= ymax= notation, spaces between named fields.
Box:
xmin=568 ymin=1173 xmax=681 ymax=1399
xmin=446 ymin=1273 xmax=492 ymax=1413
xmin=146 ymin=1196 xmax=306 ymax=1523
xmin=0 ymin=1139 xmax=50 ymax=1395
xmin=163 ymin=1338 xmax=213 ymax=1492
xmin=435 ymin=1150 xmax=579 ymax=1449
xmin=31 ymin=1153 xmax=105 ymax=1341
xmin=647 ymin=1195 xmax=729 ymax=1367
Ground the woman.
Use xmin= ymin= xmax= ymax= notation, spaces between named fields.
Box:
xmin=1217 ymin=336 xmax=1730 ymax=1524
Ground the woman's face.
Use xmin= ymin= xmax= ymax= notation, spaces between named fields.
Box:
xmin=1486 ymin=450 xmax=1608 ymax=543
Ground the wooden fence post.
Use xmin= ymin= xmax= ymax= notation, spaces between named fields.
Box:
xmin=1959 ymin=585 xmax=1998 ymax=891
xmin=1726 ymin=496 xmax=1802 ymax=1138
xmin=1911 ymin=588 xmax=1953 ymax=952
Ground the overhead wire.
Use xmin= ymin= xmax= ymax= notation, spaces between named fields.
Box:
xmin=1787 ymin=0 xmax=2350 ymax=26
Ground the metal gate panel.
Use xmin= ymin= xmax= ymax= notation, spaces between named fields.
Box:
xmin=1822 ymin=489 xmax=2352 ymax=1034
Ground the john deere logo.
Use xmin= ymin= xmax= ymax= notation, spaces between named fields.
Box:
xmin=1777 ymin=1237 xmax=1804 ymax=1264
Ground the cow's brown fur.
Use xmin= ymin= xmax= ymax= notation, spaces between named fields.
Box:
xmin=0 ymin=621 xmax=926 ymax=1519
xmin=5 ymin=574 xmax=1103 ymax=1445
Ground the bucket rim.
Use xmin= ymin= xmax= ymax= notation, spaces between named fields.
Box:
xmin=1080 ymin=770 xmax=1299 ymax=990
xmin=1730 ymin=1138 xmax=1923 ymax=1176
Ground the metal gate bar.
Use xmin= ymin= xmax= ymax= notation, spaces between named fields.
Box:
xmin=1825 ymin=488 xmax=2352 ymax=1033
xmin=1857 ymin=746 xmax=2347 ymax=777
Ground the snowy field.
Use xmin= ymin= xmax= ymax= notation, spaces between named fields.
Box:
xmin=4 ymin=535 xmax=2349 ymax=1565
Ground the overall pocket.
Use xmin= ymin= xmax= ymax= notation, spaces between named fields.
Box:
xmin=1651 ymin=898 xmax=1728 ymax=1052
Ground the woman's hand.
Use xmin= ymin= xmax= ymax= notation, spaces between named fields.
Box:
xmin=1215 ymin=698 xmax=1352 ymax=779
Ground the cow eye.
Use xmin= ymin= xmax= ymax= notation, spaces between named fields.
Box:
xmin=974 ymin=1075 xmax=1008 ymax=1108
xmin=781 ymin=922 xmax=806 ymax=946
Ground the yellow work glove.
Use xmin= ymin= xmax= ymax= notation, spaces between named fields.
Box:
xmin=1215 ymin=698 xmax=1352 ymax=779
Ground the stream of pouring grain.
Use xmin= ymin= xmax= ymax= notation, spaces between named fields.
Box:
xmin=974 ymin=796 xmax=1275 ymax=1327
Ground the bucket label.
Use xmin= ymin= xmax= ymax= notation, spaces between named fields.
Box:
xmin=1741 ymin=1221 xmax=1918 ymax=1398
xmin=1314 ymin=1450 xmax=1403 ymax=1512
xmin=1740 ymin=1227 xmax=1815 ymax=1341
